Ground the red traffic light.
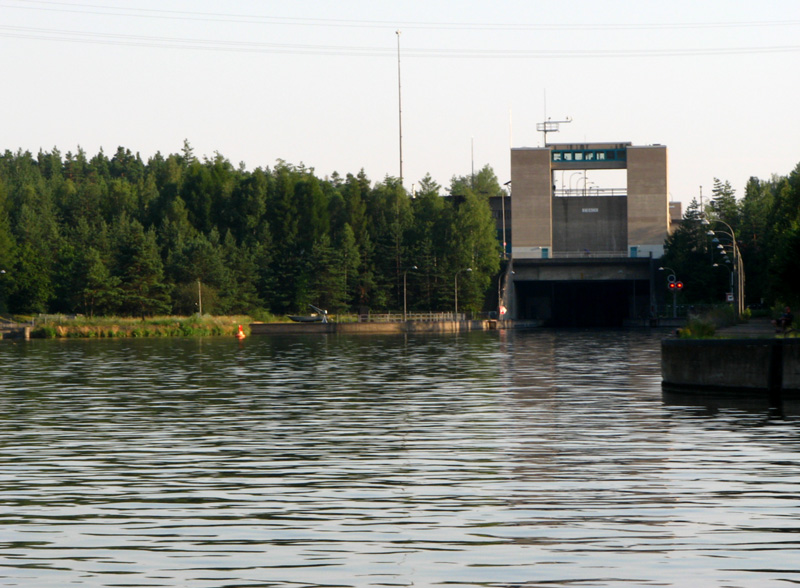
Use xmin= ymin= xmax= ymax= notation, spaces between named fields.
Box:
xmin=676 ymin=281 xmax=684 ymax=290
xmin=668 ymin=282 xmax=676 ymax=290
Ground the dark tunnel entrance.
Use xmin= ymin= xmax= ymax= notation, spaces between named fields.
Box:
xmin=515 ymin=279 xmax=651 ymax=327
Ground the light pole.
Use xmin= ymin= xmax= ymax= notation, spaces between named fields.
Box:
xmin=576 ymin=172 xmax=589 ymax=196
xmin=569 ymin=172 xmax=582 ymax=195
xmin=0 ymin=269 xmax=6 ymax=315
xmin=502 ymin=180 xmax=510 ymax=259
xmin=396 ymin=30 xmax=403 ymax=186
xmin=403 ymin=265 xmax=417 ymax=322
xmin=658 ymin=266 xmax=678 ymax=318
xmin=705 ymin=218 xmax=744 ymax=318
xmin=713 ymin=263 xmax=733 ymax=302
xmin=454 ymin=267 xmax=472 ymax=319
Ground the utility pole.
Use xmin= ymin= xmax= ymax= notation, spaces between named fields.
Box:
xmin=396 ymin=30 xmax=403 ymax=187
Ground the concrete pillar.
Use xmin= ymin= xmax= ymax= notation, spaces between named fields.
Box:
xmin=627 ymin=146 xmax=669 ymax=258
xmin=510 ymin=148 xmax=552 ymax=259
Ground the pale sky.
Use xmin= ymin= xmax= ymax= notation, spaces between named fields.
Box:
xmin=2 ymin=0 xmax=799 ymax=208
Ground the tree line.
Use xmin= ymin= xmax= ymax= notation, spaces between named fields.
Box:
xmin=0 ymin=143 xmax=501 ymax=318
xmin=662 ymin=164 xmax=800 ymax=310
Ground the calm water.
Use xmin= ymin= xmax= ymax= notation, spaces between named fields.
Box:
xmin=1 ymin=330 xmax=799 ymax=587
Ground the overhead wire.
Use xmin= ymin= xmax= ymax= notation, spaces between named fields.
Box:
xmin=1 ymin=0 xmax=799 ymax=58
xmin=4 ymin=0 xmax=800 ymax=31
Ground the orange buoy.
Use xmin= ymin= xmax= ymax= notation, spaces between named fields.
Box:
xmin=236 ymin=324 xmax=246 ymax=340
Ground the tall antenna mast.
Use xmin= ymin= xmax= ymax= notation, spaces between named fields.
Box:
xmin=396 ymin=30 xmax=404 ymax=187
xmin=536 ymin=117 xmax=572 ymax=146
xmin=471 ymin=136 xmax=474 ymax=188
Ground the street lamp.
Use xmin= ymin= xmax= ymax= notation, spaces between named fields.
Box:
xmin=576 ymin=173 xmax=590 ymax=197
xmin=454 ymin=267 xmax=472 ymax=319
xmin=0 ymin=270 xmax=6 ymax=315
xmin=403 ymin=265 xmax=417 ymax=322
xmin=569 ymin=172 xmax=582 ymax=195
xmin=502 ymin=180 xmax=510 ymax=260
xmin=706 ymin=219 xmax=745 ymax=317
xmin=713 ymin=263 xmax=733 ymax=301
xmin=658 ymin=266 xmax=678 ymax=318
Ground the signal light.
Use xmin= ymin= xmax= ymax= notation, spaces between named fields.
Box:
xmin=668 ymin=282 xmax=676 ymax=291
xmin=676 ymin=281 xmax=684 ymax=290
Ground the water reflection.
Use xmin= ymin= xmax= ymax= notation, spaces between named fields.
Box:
xmin=1 ymin=331 xmax=799 ymax=587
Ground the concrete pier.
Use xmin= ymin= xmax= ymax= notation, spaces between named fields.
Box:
xmin=249 ymin=320 xmax=499 ymax=336
xmin=0 ymin=326 xmax=31 ymax=340
xmin=662 ymin=335 xmax=800 ymax=400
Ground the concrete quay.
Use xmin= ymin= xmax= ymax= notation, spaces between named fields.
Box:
xmin=662 ymin=318 xmax=799 ymax=402
xmin=249 ymin=318 xmax=546 ymax=336
xmin=250 ymin=319 xmax=500 ymax=336
xmin=0 ymin=325 xmax=31 ymax=340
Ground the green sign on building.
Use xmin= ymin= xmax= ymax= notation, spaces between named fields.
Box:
xmin=551 ymin=148 xmax=627 ymax=163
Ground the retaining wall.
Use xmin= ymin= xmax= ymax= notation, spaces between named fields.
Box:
xmin=249 ymin=320 xmax=496 ymax=336
xmin=0 ymin=326 xmax=31 ymax=340
xmin=662 ymin=338 xmax=800 ymax=395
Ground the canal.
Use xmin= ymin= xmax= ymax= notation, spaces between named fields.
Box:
xmin=1 ymin=330 xmax=799 ymax=587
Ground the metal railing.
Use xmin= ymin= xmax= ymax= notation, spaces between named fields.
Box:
xmin=553 ymin=188 xmax=627 ymax=198
xmin=356 ymin=312 xmax=468 ymax=323
xmin=555 ymin=251 xmax=630 ymax=258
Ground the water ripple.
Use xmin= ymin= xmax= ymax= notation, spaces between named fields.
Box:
xmin=1 ymin=331 xmax=799 ymax=587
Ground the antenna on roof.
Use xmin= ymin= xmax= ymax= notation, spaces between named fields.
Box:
xmin=536 ymin=117 xmax=572 ymax=147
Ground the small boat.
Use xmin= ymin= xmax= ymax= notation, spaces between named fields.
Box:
xmin=288 ymin=305 xmax=328 ymax=323
xmin=288 ymin=314 xmax=324 ymax=323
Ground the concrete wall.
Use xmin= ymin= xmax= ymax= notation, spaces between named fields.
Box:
xmin=662 ymin=338 xmax=800 ymax=395
xmin=0 ymin=326 xmax=31 ymax=339
xmin=551 ymin=195 xmax=627 ymax=254
xmin=511 ymin=143 xmax=669 ymax=260
xmin=510 ymin=148 xmax=552 ymax=259
xmin=627 ymin=146 xmax=669 ymax=256
xmin=511 ymin=258 xmax=652 ymax=282
xmin=784 ymin=341 xmax=800 ymax=391
xmin=250 ymin=321 xmax=494 ymax=336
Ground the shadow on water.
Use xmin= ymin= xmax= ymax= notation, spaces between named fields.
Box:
xmin=662 ymin=385 xmax=800 ymax=418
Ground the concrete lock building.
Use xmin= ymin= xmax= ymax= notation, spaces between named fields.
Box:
xmin=505 ymin=142 xmax=670 ymax=327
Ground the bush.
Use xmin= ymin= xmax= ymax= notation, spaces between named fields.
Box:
xmin=702 ymin=305 xmax=738 ymax=328
xmin=678 ymin=317 xmax=716 ymax=339
xmin=32 ymin=325 xmax=58 ymax=338
xmin=249 ymin=308 xmax=280 ymax=322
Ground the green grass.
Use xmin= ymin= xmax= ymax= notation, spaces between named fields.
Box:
xmin=30 ymin=315 xmax=253 ymax=339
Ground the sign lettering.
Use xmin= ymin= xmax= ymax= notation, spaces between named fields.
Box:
xmin=551 ymin=148 xmax=626 ymax=163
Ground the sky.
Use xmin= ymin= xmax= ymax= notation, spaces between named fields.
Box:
xmin=2 ymin=0 xmax=800 ymax=209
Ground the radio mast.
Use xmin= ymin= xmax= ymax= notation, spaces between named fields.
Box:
xmin=536 ymin=117 xmax=572 ymax=146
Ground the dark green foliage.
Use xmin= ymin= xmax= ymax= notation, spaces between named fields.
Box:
xmin=662 ymin=200 xmax=720 ymax=304
xmin=664 ymin=163 xmax=800 ymax=309
xmin=0 ymin=146 xmax=503 ymax=317
xmin=113 ymin=217 xmax=171 ymax=318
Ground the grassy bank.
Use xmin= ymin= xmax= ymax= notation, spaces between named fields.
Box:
xmin=31 ymin=315 xmax=253 ymax=338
